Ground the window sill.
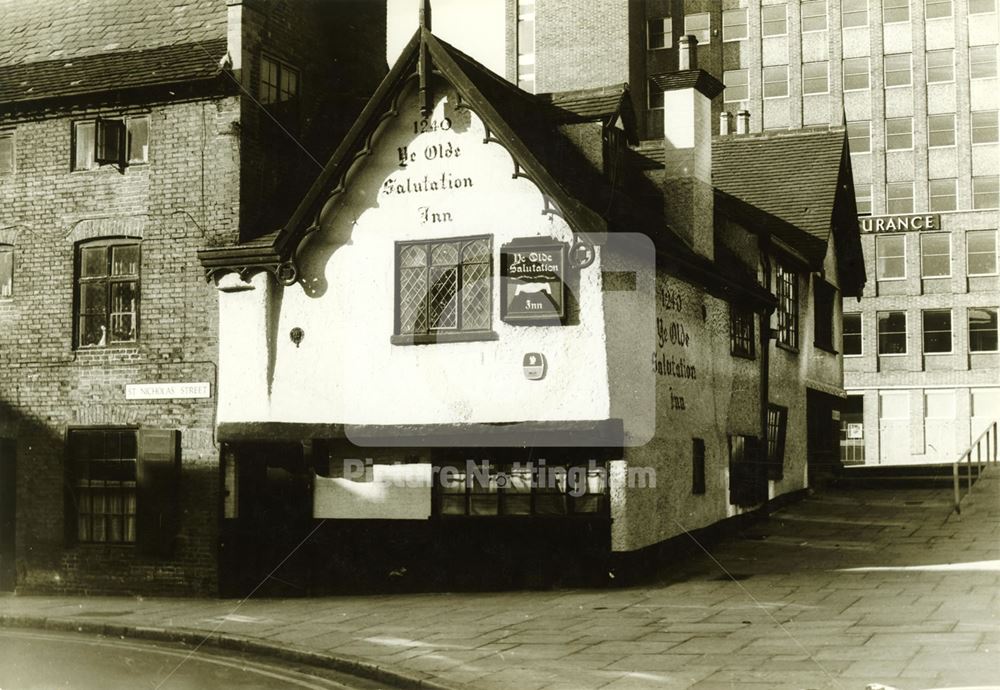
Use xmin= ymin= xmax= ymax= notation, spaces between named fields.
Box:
xmin=391 ymin=331 xmax=499 ymax=346
xmin=730 ymin=351 xmax=756 ymax=360
xmin=813 ymin=342 xmax=837 ymax=355
xmin=775 ymin=341 xmax=799 ymax=354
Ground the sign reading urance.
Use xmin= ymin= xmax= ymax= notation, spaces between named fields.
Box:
xmin=501 ymin=240 xmax=566 ymax=322
xmin=859 ymin=213 xmax=940 ymax=233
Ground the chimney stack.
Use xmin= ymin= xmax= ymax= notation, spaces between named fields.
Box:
xmin=660 ymin=38 xmax=724 ymax=261
xmin=736 ymin=110 xmax=750 ymax=135
xmin=678 ymin=34 xmax=698 ymax=70
xmin=719 ymin=112 xmax=732 ymax=136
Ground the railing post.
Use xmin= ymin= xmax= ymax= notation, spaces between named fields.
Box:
xmin=954 ymin=461 xmax=961 ymax=515
xmin=977 ymin=443 xmax=983 ymax=479
xmin=993 ymin=421 xmax=998 ymax=463
xmin=967 ymin=452 xmax=973 ymax=494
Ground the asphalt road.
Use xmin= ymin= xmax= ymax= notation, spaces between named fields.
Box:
xmin=0 ymin=628 xmax=399 ymax=690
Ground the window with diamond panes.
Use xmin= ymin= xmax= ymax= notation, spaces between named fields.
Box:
xmin=396 ymin=237 xmax=491 ymax=338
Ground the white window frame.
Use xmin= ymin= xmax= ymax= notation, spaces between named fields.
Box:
xmin=886 ymin=117 xmax=914 ymax=151
xmin=684 ymin=13 xmax=711 ymax=45
xmin=722 ymin=9 xmax=747 ymax=42
xmin=842 ymin=0 xmax=869 ymax=28
xmin=843 ymin=57 xmax=871 ymax=91
xmin=927 ymin=113 xmax=956 ymax=148
xmin=763 ymin=65 xmax=789 ymax=99
xmin=884 ymin=54 xmax=912 ymax=88
xmin=969 ymin=0 xmax=997 ymax=15
xmin=971 ymin=111 xmax=999 ymax=144
xmin=876 ymin=234 xmax=907 ymax=281
xmin=856 ymin=183 xmax=873 ymax=215
xmin=969 ymin=308 xmax=999 ymax=353
xmin=801 ymin=1 xmax=828 ymax=32
xmin=72 ymin=115 xmax=149 ymax=171
xmin=925 ymin=0 xmax=953 ymax=19
xmin=887 ymin=181 xmax=915 ymax=214
xmin=967 ymin=230 xmax=998 ymax=276
xmin=0 ymin=131 xmax=13 ymax=175
xmin=970 ymin=45 xmax=998 ymax=80
xmin=647 ymin=16 xmax=672 ymax=50
xmin=928 ymin=178 xmax=957 ymax=212
xmin=802 ymin=62 xmax=829 ymax=95
xmin=926 ymin=49 xmax=955 ymax=84
xmin=847 ymin=121 xmax=871 ymax=154
xmin=761 ymin=5 xmax=787 ymax=37
xmin=973 ymin=176 xmax=1000 ymax=210
xmin=843 ymin=312 xmax=863 ymax=356
xmin=922 ymin=309 xmax=953 ymax=354
xmin=877 ymin=311 xmax=908 ymax=355
xmin=920 ymin=233 xmax=952 ymax=279
xmin=883 ymin=0 xmax=911 ymax=23
xmin=724 ymin=69 xmax=749 ymax=103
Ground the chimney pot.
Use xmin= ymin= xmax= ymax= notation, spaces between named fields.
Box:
xmin=736 ymin=110 xmax=750 ymax=135
xmin=719 ymin=112 xmax=731 ymax=136
xmin=678 ymin=34 xmax=698 ymax=71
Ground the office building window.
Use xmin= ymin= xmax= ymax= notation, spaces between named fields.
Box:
xmin=648 ymin=17 xmax=672 ymax=50
xmin=730 ymin=303 xmax=755 ymax=358
xmin=928 ymin=114 xmax=956 ymax=147
xmin=722 ymin=9 xmax=747 ymax=41
xmin=925 ymin=0 xmax=953 ymax=18
xmin=762 ymin=5 xmax=787 ymax=36
xmin=885 ymin=54 xmax=912 ymax=87
xmin=776 ymin=264 xmax=798 ymax=349
xmin=724 ymin=69 xmax=749 ymax=102
xmin=763 ymin=65 xmax=789 ymax=98
xmin=801 ymin=1 xmax=828 ymax=31
xmin=684 ymin=13 xmax=711 ymax=44
xmin=967 ymin=230 xmax=998 ymax=275
xmin=926 ymin=49 xmax=954 ymax=83
xmin=0 ymin=244 xmax=11 ymax=298
xmin=0 ymin=132 xmax=12 ymax=174
xmin=847 ymin=121 xmax=871 ymax=154
xmin=876 ymin=235 xmax=906 ymax=280
xmin=69 ymin=428 xmax=137 ymax=543
xmin=844 ymin=313 xmax=863 ymax=355
xmin=842 ymin=0 xmax=869 ymax=27
xmin=75 ymin=240 xmax=140 ymax=348
xmin=883 ymin=0 xmax=910 ymax=22
xmin=517 ymin=1 xmax=536 ymax=91
xmin=929 ymin=178 xmax=957 ymax=212
xmin=969 ymin=308 xmax=999 ymax=351
xmin=886 ymin=117 xmax=914 ymax=150
xmin=855 ymin=183 xmax=872 ymax=215
xmin=887 ymin=181 xmax=915 ymax=213
xmin=969 ymin=0 xmax=996 ymax=12
xmin=814 ymin=280 xmax=836 ymax=351
xmin=970 ymin=45 xmax=998 ymax=79
xmin=973 ymin=176 xmax=1000 ymax=209
xmin=692 ymin=439 xmax=706 ymax=495
xmin=972 ymin=111 xmax=999 ymax=143
xmin=922 ymin=309 xmax=952 ymax=353
xmin=878 ymin=311 xmax=908 ymax=354
xmin=921 ymin=234 xmax=951 ymax=277
xmin=648 ymin=81 xmax=664 ymax=111
xmin=395 ymin=237 xmax=492 ymax=338
xmin=843 ymin=57 xmax=870 ymax=90
xmin=803 ymin=62 xmax=829 ymax=94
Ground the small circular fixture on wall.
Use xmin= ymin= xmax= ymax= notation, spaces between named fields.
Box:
xmin=290 ymin=327 xmax=304 ymax=347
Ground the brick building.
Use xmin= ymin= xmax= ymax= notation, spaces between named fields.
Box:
xmin=0 ymin=0 xmax=385 ymax=595
xmin=507 ymin=0 xmax=999 ymax=466
xmin=200 ymin=15 xmax=863 ymax=593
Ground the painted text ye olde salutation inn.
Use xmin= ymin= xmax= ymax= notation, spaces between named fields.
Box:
xmin=198 ymin=23 xmax=864 ymax=595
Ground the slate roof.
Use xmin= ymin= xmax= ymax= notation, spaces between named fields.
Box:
xmin=0 ymin=0 xmax=226 ymax=67
xmin=712 ymin=128 xmax=848 ymax=249
xmin=0 ymin=39 xmax=229 ymax=105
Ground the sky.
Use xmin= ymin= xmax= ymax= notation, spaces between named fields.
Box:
xmin=386 ymin=0 xmax=505 ymax=75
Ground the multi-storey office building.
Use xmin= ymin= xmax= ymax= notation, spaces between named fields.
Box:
xmin=507 ymin=0 xmax=999 ymax=465
xmin=0 ymin=0 xmax=385 ymax=595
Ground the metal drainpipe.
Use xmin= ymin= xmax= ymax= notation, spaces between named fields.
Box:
xmin=759 ymin=241 xmax=773 ymax=496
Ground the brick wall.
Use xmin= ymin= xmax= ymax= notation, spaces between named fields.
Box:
xmin=0 ymin=95 xmax=241 ymax=595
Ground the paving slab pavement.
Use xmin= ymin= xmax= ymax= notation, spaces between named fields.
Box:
xmin=2 ymin=473 xmax=998 ymax=690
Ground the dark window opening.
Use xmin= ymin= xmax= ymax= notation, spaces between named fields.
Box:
xmin=730 ymin=303 xmax=755 ymax=358
xmin=692 ymin=438 xmax=706 ymax=495
xmin=75 ymin=239 xmax=140 ymax=348
xmin=776 ymin=264 xmax=798 ymax=349
xmin=729 ymin=435 xmax=766 ymax=507
xmin=766 ymin=405 xmax=788 ymax=480
xmin=68 ymin=428 xmax=137 ymax=544
xmin=814 ymin=279 xmax=836 ymax=352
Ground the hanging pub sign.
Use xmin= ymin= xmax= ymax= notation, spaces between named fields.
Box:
xmin=501 ymin=239 xmax=566 ymax=323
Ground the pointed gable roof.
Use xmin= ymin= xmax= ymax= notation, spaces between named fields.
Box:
xmin=712 ymin=128 xmax=849 ymax=256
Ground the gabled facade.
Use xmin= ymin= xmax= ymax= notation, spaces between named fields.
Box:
xmin=202 ymin=24 xmax=864 ymax=593
xmin=0 ymin=0 xmax=386 ymax=595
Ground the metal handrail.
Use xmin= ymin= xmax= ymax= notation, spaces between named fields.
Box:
xmin=953 ymin=420 xmax=998 ymax=515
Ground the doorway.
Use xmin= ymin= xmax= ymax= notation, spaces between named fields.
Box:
xmin=0 ymin=438 xmax=15 ymax=591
